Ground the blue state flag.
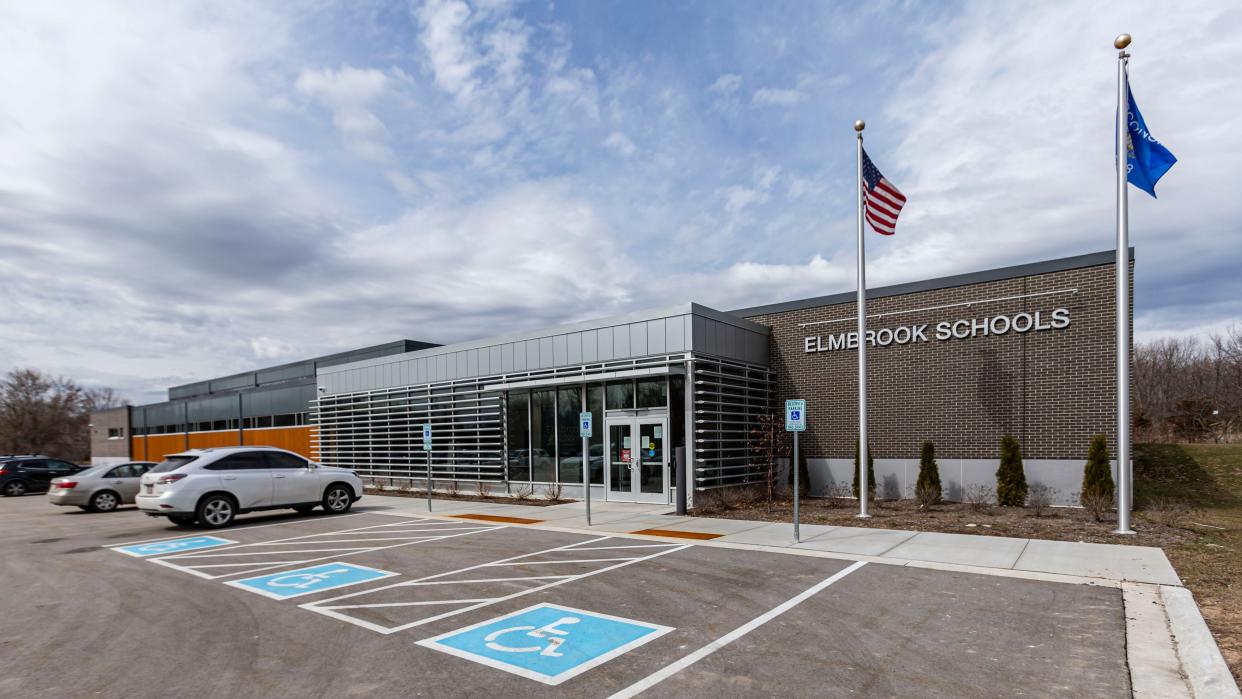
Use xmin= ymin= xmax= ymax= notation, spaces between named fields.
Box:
xmin=1124 ymin=75 xmax=1177 ymax=198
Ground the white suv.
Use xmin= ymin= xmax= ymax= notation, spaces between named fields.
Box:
xmin=136 ymin=447 xmax=363 ymax=528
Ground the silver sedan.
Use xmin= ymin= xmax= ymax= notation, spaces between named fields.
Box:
xmin=48 ymin=462 xmax=156 ymax=512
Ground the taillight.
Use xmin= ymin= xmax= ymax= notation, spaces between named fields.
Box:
xmin=55 ymin=481 xmax=78 ymax=489
xmin=157 ymin=473 xmax=187 ymax=485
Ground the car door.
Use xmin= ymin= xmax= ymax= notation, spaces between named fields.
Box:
xmin=21 ymin=460 xmax=54 ymax=491
xmin=206 ymin=452 xmax=274 ymax=509
xmin=104 ymin=464 xmax=142 ymax=503
xmin=266 ymin=452 xmax=323 ymax=505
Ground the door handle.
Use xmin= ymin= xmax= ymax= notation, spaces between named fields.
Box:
xmin=222 ymin=476 xmax=237 ymax=481
xmin=274 ymin=475 xmax=286 ymax=479
xmin=111 ymin=480 xmax=122 ymax=485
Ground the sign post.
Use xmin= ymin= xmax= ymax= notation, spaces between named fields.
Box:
xmin=785 ymin=399 xmax=807 ymax=543
xmin=580 ymin=409 xmax=593 ymax=526
xmin=422 ymin=422 xmax=433 ymax=512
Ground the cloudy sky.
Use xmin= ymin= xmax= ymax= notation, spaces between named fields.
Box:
xmin=1 ymin=1 xmax=1239 ymax=404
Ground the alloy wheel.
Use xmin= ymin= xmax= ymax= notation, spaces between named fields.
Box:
xmin=203 ymin=499 xmax=233 ymax=526
xmin=326 ymin=488 xmax=350 ymax=512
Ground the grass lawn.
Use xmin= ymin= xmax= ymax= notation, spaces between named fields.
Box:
xmin=1134 ymin=442 xmax=1242 ymax=681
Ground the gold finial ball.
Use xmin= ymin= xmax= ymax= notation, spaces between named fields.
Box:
xmin=854 ymin=120 xmax=865 ymax=132
xmin=1114 ymin=34 xmax=1131 ymax=50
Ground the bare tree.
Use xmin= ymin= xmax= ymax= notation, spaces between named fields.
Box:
xmin=0 ymin=368 xmax=120 ymax=462
xmin=749 ymin=411 xmax=788 ymax=512
xmin=1133 ymin=326 xmax=1242 ymax=443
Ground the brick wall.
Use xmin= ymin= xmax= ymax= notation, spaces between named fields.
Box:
xmin=741 ymin=259 xmax=1133 ymax=460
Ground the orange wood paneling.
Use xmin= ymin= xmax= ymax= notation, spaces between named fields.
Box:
xmin=242 ymin=426 xmax=314 ymax=459
xmin=145 ymin=434 xmax=189 ymax=462
xmin=131 ymin=436 xmax=146 ymax=461
xmin=188 ymin=430 xmax=243 ymax=450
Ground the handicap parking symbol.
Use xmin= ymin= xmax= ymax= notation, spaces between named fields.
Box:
xmin=417 ymin=603 xmax=673 ymax=685
xmin=114 ymin=535 xmax=236 ymax=558
xmin=225 ymin=562 xmax=398 ymax=600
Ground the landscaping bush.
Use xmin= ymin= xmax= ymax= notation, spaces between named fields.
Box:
xmin=787 ymin=440 xmax=811 ymax=498
xmin=544 ymin=481 xmax=563 ymax=502
xmin=822 ymin=481 xmax=852 ymax=507
xmin=915 ymin=441 xmax=942 ymax=507
xmin=964 ymin=484 xmax=994 ymax=511
xmin=996 ymin=435 xmax=1029 ymax=506
xmin=1080 ymin=434 xmax=1116 ymax=508
xmin=1027 ymin=483 xmax=1057 ymax=517
xmin=1080 ymin=489 xmax=1112 ymax=522
xmin=852 ymin=438 xmax=876 ymax=500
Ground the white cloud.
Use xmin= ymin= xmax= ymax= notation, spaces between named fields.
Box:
xmin=602 ymin=131 xmax=637 ymax=157
xmin=708 ymin=73 xmax=742 ymax=94
xmin=752 ymin=87 xmax=806 ymax=106
xmin=875 ymin=0 xmax=1242 ymax=334
xmin=295 ymin=65 xmax=395 ymax=161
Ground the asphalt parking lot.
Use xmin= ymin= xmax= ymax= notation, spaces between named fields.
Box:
xmin=0 ymin=496 xmax=1131 ymax=698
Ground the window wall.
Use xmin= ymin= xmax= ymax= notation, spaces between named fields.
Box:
xmin=503 ymin=376 xmax=680 ymax=485
xmin=507 ymin=390 xmax=530 ymax=481
xmin=530 ymin=389 xmax=556 ymax=482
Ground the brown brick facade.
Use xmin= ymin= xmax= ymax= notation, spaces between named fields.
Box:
xmin=739 ymin=256 xmax=1133 ymax=461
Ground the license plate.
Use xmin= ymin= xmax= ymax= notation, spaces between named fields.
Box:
xmin=144 ymin=485 xmax=153 ymax=494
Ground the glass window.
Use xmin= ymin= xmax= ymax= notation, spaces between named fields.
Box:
xmin=256 ymin=416 xmax=273 ymax=428
xmin=46 ymin=460 xmax=77 ymax=472
xmin=556 ymin=387 xmax=582 ymax=483
xmin=636 ymin=378 xmax=667 ymax=409
xmin=669 ymin=375 xmax=686 ymax=451
xmin=606 ymin=380 xmax=634 ymax=410
xmin=530 ymin=389 xmax=556 ymax=482
xmin=206 ymin=452 xmax=270 ymax=471
xmin=266 ymin=452 xmax=308 ymax=469
xmin=273 ymin=414 xmax=297 ymax=427
xmin=107 ymin=427 xmax=124 ymax=439
xmin=588 ymin=385 xmax=604 ymax=485
xmin=105 ymin=465 xmax=132 ymax=478
xmin=506 ymin=390 xmax=530 ymax=481
xmin=148 ymin=456 xmax=198 ymax=474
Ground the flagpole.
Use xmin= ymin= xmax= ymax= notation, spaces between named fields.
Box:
xmin=1114 ymin=34 xmax=1134 ymax=534
xmin=855 ymin=119 xmax=870 ymax=518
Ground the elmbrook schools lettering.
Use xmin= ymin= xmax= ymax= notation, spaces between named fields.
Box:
xmin=804 ymin=308 xmax=1070 ymax=353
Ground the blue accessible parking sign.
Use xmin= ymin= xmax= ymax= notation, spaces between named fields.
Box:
xmin=417 ymin=603 xmax=673 ymax=685
xmin=114 ymin=535 xmax=235 ymax=557
xmin=225 ymin=562 xmax=398 ymax=600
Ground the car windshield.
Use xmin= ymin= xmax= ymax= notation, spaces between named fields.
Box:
xmin=147 ymin=456 xmax=198 ymax=474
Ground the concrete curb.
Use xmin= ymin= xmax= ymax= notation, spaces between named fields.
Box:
xmin=1161 ymin=585 xmax=1241 ymax=698
xmin=1123 ymin=583 xmax=1191 ymax=698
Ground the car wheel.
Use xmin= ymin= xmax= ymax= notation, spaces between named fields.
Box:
xmin=293 ymin=505 xmax=316 ymax=514
xmin=196 ymin=494 xmax=236 ymax=528
xmin=168 ymin=515 xmax=196 ymax=526
xmin=3 ymin=480 xmax=27 ymax=497
xmin=322 ymin=485 xmax=353 ymax=514
xmin=89 ymin=491 xmax=120 ymax=513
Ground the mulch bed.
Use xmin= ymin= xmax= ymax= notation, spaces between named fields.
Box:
xmin=693 ymin=495 xmax=1199 ymax=548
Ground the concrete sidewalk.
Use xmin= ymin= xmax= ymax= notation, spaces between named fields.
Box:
xmin=361 ymin=493 xmax=1180 ymax=585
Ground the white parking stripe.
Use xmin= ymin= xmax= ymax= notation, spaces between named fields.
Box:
xmin=148 ymin=524 xmax=502 ymax=580
xmin=102 ymin=512 xmax=367 ymax=548
xmin=607 ymin=561 xmax=867 ymax=699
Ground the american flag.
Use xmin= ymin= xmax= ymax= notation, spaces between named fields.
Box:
xmin=861 ymin=147 xmax=906 ymax=235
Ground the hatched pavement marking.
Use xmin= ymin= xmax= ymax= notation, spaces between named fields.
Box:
xmin=300 ymin=537 xmax=688 ymax=635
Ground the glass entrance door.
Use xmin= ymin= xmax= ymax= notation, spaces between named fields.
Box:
xmin=605 ymin=417 xmax=668 ymax=503
xmin=608 ymin=422 xmax=633 ymax=500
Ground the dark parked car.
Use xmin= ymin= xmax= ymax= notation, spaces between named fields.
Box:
xmin=0 ymin=456 xmax=90 ymax=497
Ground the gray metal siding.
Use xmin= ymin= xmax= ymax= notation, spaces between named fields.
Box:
xmin=316 ymin=304 xmax=770 ymax=394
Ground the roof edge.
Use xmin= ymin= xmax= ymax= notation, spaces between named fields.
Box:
xmin=730 ymin=248 xmax=1134 ymax=318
